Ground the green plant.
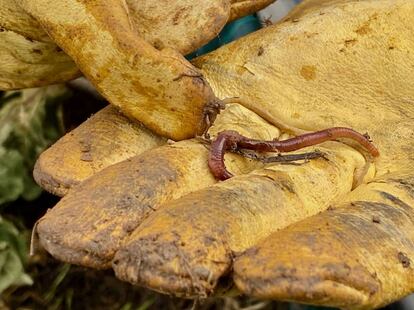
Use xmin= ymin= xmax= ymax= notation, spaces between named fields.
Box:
xmin=0 ymin=86 xmax=69 ymax=206
xmin=0 ymin=216 xmax=32 ymax=294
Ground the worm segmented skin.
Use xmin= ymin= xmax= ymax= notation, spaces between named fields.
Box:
xmin=208 ymin=127 xmax=380 ymax=181
xmin=208 ymin=130 xmax=244 ymax=181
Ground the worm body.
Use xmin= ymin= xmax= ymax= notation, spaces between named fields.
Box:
xmin=208 ymin=127 xmax=380 ymax=181
xmin=208 ymin=130 xmax=244 ymax=181
xmin=238 ymin=127 xmax=380 ymax=156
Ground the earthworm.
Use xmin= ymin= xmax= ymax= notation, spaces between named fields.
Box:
xmin=208 ymin=127 xmax=380 ymax=181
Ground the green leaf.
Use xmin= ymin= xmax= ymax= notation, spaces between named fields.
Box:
xmin=0 ymin=149 xmax=26 ymax=205
xmin=0 ymin=85 xmax=71 ymax=206
xmin=0 ymin=216 xmax=32 ymax=294
xmin=136 ymin=299 xmax=155 ymax=310
xmin=43 ymin=263 xmax=71 ymax=303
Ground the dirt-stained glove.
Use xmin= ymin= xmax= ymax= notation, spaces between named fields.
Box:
xmin=1 ymin=0 xmax=275 ymax=140
xmin=30 ymin=0 xmax=414 ymax=309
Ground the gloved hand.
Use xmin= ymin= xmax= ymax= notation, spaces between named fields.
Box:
xmin=1 ymin=0 xmax=275 ymax=140
xmin=30 ymin=0 xmax=414 ymax=309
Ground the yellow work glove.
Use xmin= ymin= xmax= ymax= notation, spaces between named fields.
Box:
xmin=1 ymin=0 xmax=275 ymax=140
xmin=30 ymin=0 xmax=414 ymax=309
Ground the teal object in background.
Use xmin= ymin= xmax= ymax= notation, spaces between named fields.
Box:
xmin=186 ymin=15 xmax=262 ymax=59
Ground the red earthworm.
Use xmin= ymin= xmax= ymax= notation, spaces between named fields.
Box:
xmin=208 ymin=127 xmax=379 ymax=181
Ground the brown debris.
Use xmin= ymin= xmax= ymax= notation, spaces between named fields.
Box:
xmin=398 ymin=252 xmax=411 ymax=268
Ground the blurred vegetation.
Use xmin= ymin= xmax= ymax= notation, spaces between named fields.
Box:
xmin=0 ymin=216 xmax=32 ymax=295
xmin=0 ymin=87 xmax=67 ymax=206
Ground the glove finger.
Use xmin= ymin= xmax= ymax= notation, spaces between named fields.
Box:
xmin=229 ymin=0 xmax=276 ymax=22
xmin=33 ymin=105 xmax=166 ymax=196
xmin=127 ymin=0 xmax=230 ymax=56
xmin=17 ymin=0 xmax=219 ymax=139
xmin=112 ymin=142 xmax=367 ymax=297
xmin=36 ymin=104 xmax=277 ymax=269
xmin=234 ymin=171 xmax=414 ymax=309
xmin=33 ymin=101 xmax=277 ymax=196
